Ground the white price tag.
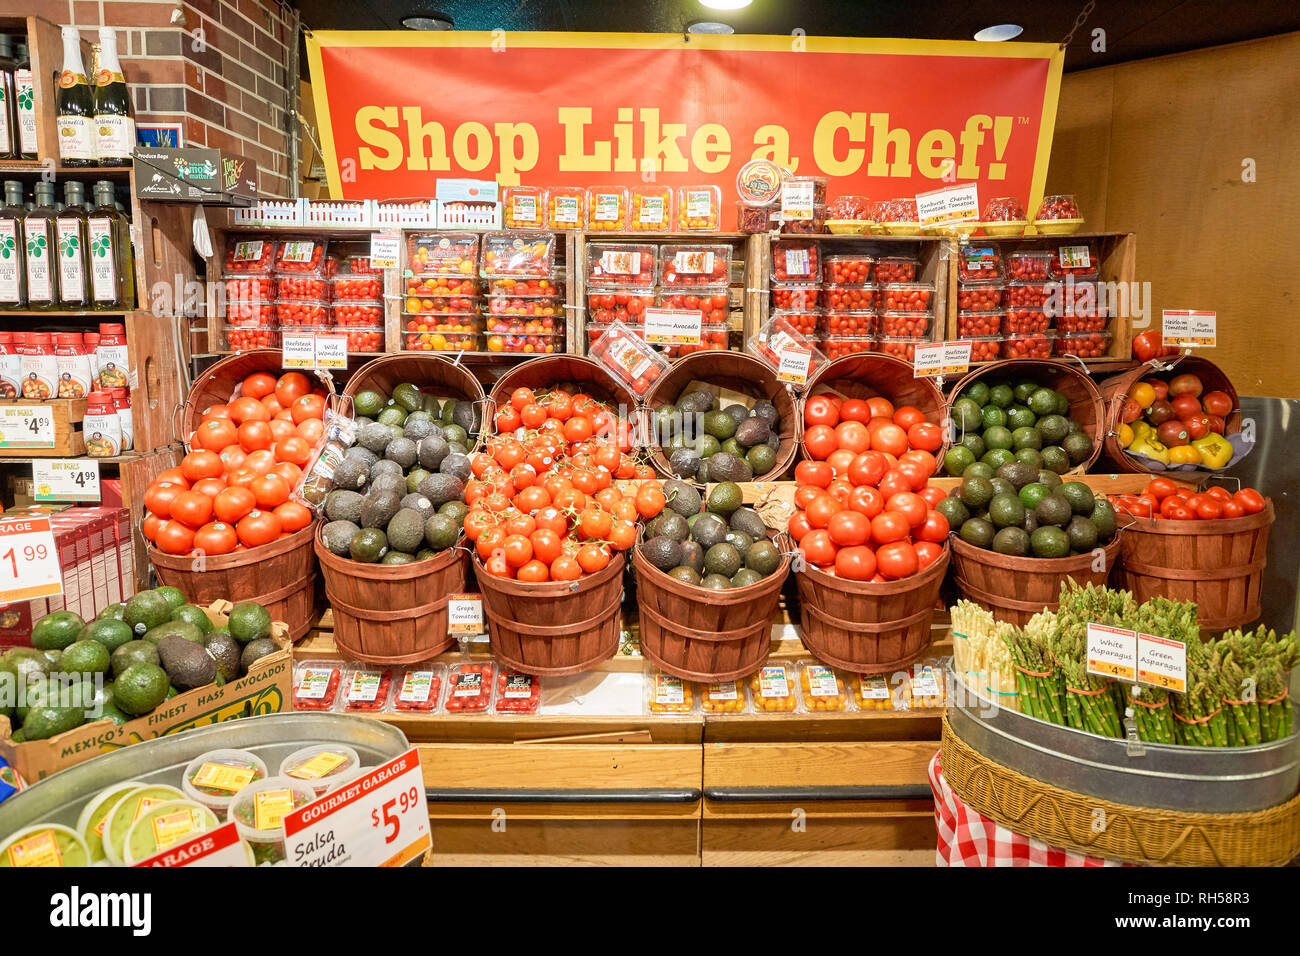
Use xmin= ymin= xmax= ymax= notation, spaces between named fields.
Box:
xmin=33 ymin=459 xmax=100 ymax=502
xmin=860 ymin=675 xmax=891 ymax=700
xmin=369 ymin=233 xmax=401 ymax=270
xmin=1137 ymin=632 xmax=1187 ymax=693
xmin=915 ymin=341 xmax=973 ymax=378
xmin=447 ymin=593 xmax=483 ymax=636
xmin=779 ymin=181 xmax=814 ymax=220
xmin=0 ymin=517 xmax=63 ymax=603
xmin=281 ymin=334 xmax=316 ymax=369
xmin=643 ymin=307 xmax=702 ymax=345
xmin=915 ymin=183 xmax=980 ymax=227
xmin=314 ymin=334 xmax=349 ymax=369
xmin=0 ymin=405 xmax=55 ymax=449
xmin=1162 ymin=310 xmax=1216 ymax=348
xmin=1058 ymin=245 xmax=1092 ymax=269
xmin=135 ymin=821 xmax=251 ymax=868
xmin=1086 ymin=623 xmax=1137 ymax=681
xmin=282 ymin=748 xmax=431 ymax=867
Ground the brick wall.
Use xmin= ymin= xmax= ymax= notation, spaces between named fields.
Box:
xmin=29 ymin=0 xmax=296 ymax=198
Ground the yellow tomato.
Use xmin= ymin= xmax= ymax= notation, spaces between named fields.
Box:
xmin=1129 ymin=382 xmax=1156 ymax=409
xmin=1118 ymin=423 xmax=1135 ymax=448
xmin=404 ymin=297 xmax=420 ymax=312
xmin=1168 ymin=444 xmax=1202 ymax=465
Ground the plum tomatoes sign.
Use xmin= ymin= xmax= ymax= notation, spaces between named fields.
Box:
xmin=306 ymin=33 xmax=1063 ymax=210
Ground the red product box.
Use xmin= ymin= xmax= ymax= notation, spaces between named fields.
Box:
xmin=115 ymin=508 xmax=135 ymax=601
xmin=0 ymin=601 xmax=40 ymax=649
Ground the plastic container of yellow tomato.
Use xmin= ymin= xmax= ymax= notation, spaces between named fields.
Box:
xmin=585 ymin=185 xmax=628 ymax=230
xmin=485 ymin=331 xmax=563 ymax=354
xmin=404 ymin=329 xmax=483 ymax=352
xmin=645 ymin=670 xmax=697 ymax=715
xmin=546 ymin=186 xmax=586 ymax=229
xmin=676 ymin=184 xmax=722 ymax=231
xmin=851 ymin=673 xmax=897 ymax=710
xmin=700 ymin=678 xmax=749 ymax=714
xmin=798 ymin=660 xmax=853 ymax=712
xmin=749 ymin=662 xmax=801 ymax=713
xmin=628 ymin=184 xmax=673 ymax=232
xmin=502 ymin=185 xmax=545 ymax=230
xmin=408 ymin=232 xmax=479 ymax=277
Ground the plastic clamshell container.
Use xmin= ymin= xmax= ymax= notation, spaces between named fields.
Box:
xmin=485 ymin=276 xmax=562 ymax=297
xmin=586 ymin=242 xmax=656 ymax=286
xmin=485 ymin=314 xmax=562 ymax=335
xmin=393 ymin=664 xmax=446 ymax=713
xmin=402 ymin=293 xmax=480 ymax=315
xmin=76 ymin=781 xmax=147 ymax=864
xmin=656 ymin=289 xmax=731 ymax=323
xmin=878 ymin=198 xmax=920 ymax=234
xmin=787 ymin=175 xmax=828 ymax=205
xmin=875 ymin=256 xmax=920 ymax=283
xmin=227 ymin=776 xmax=317 ymax=865
xmin=964 ymin=335 xmax=1002 ymax=362
xmin=1048 ymin=243 xmax=1100 ymax=279
xmin=486 ymin=293 xmax=564 ymax=317
xmin=123 ymin=799 xmax=220 ymax=865
xmin=502 ymin=185 xmax=546 ymax=229
xmin=182 ymin=749 xmax=269 ymax=815
xmin=628 ymin=184 xmax=673 ymax=231
xmin=878 ymin=336 xmax=930 ymax=361
xmin=585 ymin=185 xmax=629 ymax=230
xmin=345 ymin=255 xmax=382 ymax=275
xmin=546 ymin=185 xmax=587 ymax=229
xmin=1004 ymin=251 xmax=1053 ymax=282
xmin=274 ymin=274 xmax=329 ymax=300
xmin=700 ymin=678 xmax=750 ymax=714
xmin=223 ymin=273 xmax=274 ymax=301
xmin=484 ymin=331 xmax=564 ymax=354
xmin=274 ymin=298 xmax=331 ymax=327
xmin=736 ymin=201 xmax=773 ymax=233
xmin=585 ymin=321 xmax=638 ymax=348
xmin=1054 ymin=309 xmax=1111 ymax=334
xmin=823 ymin=310 xmax=876 ymax=336
xmin=957 ymin=309 xmax=1005 ymax=338
xmin=798 ymin=660 xmax=854 ymax=712
xmin=771 ymin=284 xmax=821 ymax=311
xmin=292 ymin=661 xmax=344 ymax=711
xmin=1006 ymin=280 xmax=1053 ymax=310
xmin=409 ymin=233 xmax=480 ymax=277
xmin=331 ymin=300 xmax=385 ymax=328
xmin=273 ymin=238 xmax=328 ymax=276
xmin=822 ymin=255 xmax=875 ymax=284
xmin=981 ymin=196 xmax=1027 ymax=222
xmin=822 ymin=335 xmax=879 ymax=359
xmin=851 ymin=673 xmax=898 ymax=710
xmin=1054 ymin=330 xmax=1112 ymax=358
xmin=1033 ymin=193 xmax=1084 ymax=223
xmin=405 ymin=273 xmax=479 ymax=297
xmin=749 ymin=312 xmax=830 ymax=384
xmin=586 ymin=287 xmax=653 ymax=324
xmin=445 ymin=661 xmax=496 ymax=713
xmin=780 ymin=203 xmax=827 ymax=234
xmin=1000 ymin=331 xmax=1056 ymax=359
xmin=403 ymin=330 xmax=483 ymax=352
xmin=223 ymin=326 xmax=280 ymax=351
xmin=1004 ymin=307 xmax=1051 ymax=334
xmin=660 ymin=244 xmax=731 ymax=286
xmin=771 ymin=240 xmax=819 ymax=281
xmin=880 ymin=282 xmax=934 ymax=313
xmin=341 ymin=667 xmax=395 ymax=714
xmin=403 ymin=312 xmax=483 ymax=333
xmin=494 ymin=670 xmax=542 ymax=714
xmin=587 ymin=319 xmax=671 ymax=397
xmin=223 ymin=237 xmax=276 ymax=274
xmin=646 ymin=670 xmax=698 ymax=715
xmin=331 ymin=272 xmax=384 ymax=301
xmin=770 ymin=307 xmax=825 ymax=337
xmin=981 ymin=219 xmax=1028 ymax=237
xmin=0 ymin=824 xmax=90 ymax=868
xmin=225 ymin=300 xmax=276 ymax=326
xmin=956 ymin=281 xmax=1006 ymax=312
xmin=820 ymin=283 xmax=880 ymax=313
xmin=662 ymin=327 xmax=729 ymax=356
xmin=676 ymin=184 xmax=723 ymax=231
xmin=956 ymin=246 xmax=1004 ymax=281
xmin=749 ymin=662 xmax=801 ymax=713
xmin=332 ymin=326 xmax=385 ymax=353
xmin=482 ymin=232 xmax=556 ymax=278
xmin=879 ymin=309 xmax=931 ymax=337
xmin=826 ymin=195 xmax=876 ymax=221
xmin=279 ymin=744 xmax=362 ymax=796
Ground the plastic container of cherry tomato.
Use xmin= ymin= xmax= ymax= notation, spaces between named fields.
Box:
xmin=482 ymin=233 xmax=556 ymax=278
xmin=1033 ymin=193 xmax=1084 ymax=224
xmin=485 ymin=314 xmax=560 ymax=336
xmin=822 ymin=255 xmax=875 ymax=284
xmin=546 ymin=185 xmax=586 ymax=229
xmin=292 ymin=661 xmax=342 ymax=711
xmin=881 ymin=282 xmax=934 ymax=313
xmin=340 ymin=667 xmax=394 ymax=713
xmin=224 ymin=237 xmax=276 ymax=274
xmin=331 ymin=326 xmax=386 ymax=353
xmin=587 ymin=288 xmax=652 ymax=325
xmin=405 ymin=274 xmax=479 ymax=298
xmin=587 ymin=319 xmax=670 ymax=398
xmin=586 ymin=243 xmax=656 ymax=286
xmin=273 ymin=238 xmax=328 ymax=276
xmin=223 ymin=326 xmax=279 ymax=351
xmin=331 ymin=301 xmax=384 ymax=328
xmin=656 ymin=289 xmax=731 ymax=323
xmin=403 ymin=330 xmax=483 ymax=352
xmin=1054 ymin=330 xmax=1111 ymax=358
xmin=585 ymin=185 xmax=629 ymax=230
xmin=485 ymin=331 xmax=564 ymax=354
xmin=1052 ymin=280 xmax=1101 ymax=318
xmin=280 ymin=744 xmax=362 ymax=796
xmin=1006 ymin=280 xmax=1052 ymax=309
xmin=223 ymin=273 xmax=273 ymax=301
xmin=878 ymin=198 xmax=921 ymax=234
xmin=771 ymin=284 xmax=821 ymax=310
xmin=660 ymin=244 xmax=731 ymax=286
xmin=1049 ymin=242 xmax=1100 ymax=279
xmin=1001 ymin=331 xmax=1055 ymax=359
xmin=749 ymin=313 xmax=830 ymax=384
xmin=700 ymin=678 xmax=750 ymax=714
xmin=956 ymin=281 xmax=1006 ymax=312
xmin=770 ymin=307 xmax=825 ymax=337
xmin=275 ymin=274 xmax=329 ymax=300
xmin=823 ymin=335 xmax=879 ymax=359
xmin=736 ymin=201 xmax=773 ymax=234
xmin=275 ymin=299 xmax=330 ymax=328
xmin=331 ymin=272 xmax=383 ymax=301
xmin=676 ymin=184 xmax=722 ymax=231
xmin=879 ymin=310 xmax=931 ymax=337
xmin=586 ymin=321 xmax=641 ymax=349
xmin=1004 ymin=308 xmax=1052 ymax=334
xmin=965 ymin=335 xmax=1002 ymax=363
xmin=878 ymin=336 xmax=929 ymax=361
xmin=851 ymin=672 xmax=898 ymax=710
xmin=787 ymin=175 xmax=828 ymax=205
xmin=403 ymin=293 xmax=481 ymax=315
xmin=485 ymin=294 xmax=563 ymax=318
xmin=502 ymin=185 xmax=546 ymax=230
xmin=875 ymin=256 xmax=919 ymax=283
xmin=485 ymin=276 xmax=561 ymax=297
xmin=225 ymin=300 xmax=276 ymax=327
xmin=346 ymin=255 xmax=382 ymax=275
xmin=820 ymin=283 xmax=880 ymax=312
xmin=408 ymin=232 xmax=480 ymax=277
xmin=771 ymin=241 xmax=819 ymax=281
xmin=982 ymin=196 xmax=1027 ymax=222
xmin=1005 ymin=251 xmax=1052 ymax=282
xmin=957 ymin=309 xmax=1004 ymax=338
xmin=823 ymin=310 xmax=874 ymax=337
xmin=957 ymin=246 xmax=1003 ymax=281
xmin=826 ymin=195 xmax=876 ymax=222
xmin=749 ymin=662 xmax=802 ymax=713
xmin=798 ymin=659 xmax=853 ymax=712
xmin=1054 ymin=312 xmax=1110 ymax=334
xmin=645 ymin=670 xmax=698 ymax=715
xmin=627 ymin=184 xmax=673 ymax=232
xmin=393 ymin=665 xmax=445 ymax=713
xmin=780 ymin=204 xmax=827 ymax=234
xmin=494 ymin=670 xmax=542 ymax=714
xmin=445 ymin=662 xmax=495 ymax=712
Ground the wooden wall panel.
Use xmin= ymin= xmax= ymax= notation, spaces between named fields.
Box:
xmin=1048 ymin=32 xmax=1300 ymax=399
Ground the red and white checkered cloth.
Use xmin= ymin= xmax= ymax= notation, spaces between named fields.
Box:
xmin=929 ymin=752 xmax=1128 ymax=867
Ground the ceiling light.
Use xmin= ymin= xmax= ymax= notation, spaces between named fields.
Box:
xmin=401 ymin=12 xmax=454 ymax=29
xmin=700 ymin=0 xmax=751 ymax=10
xmin=687 ymin=20 xmax=735 ymax=34
xmin=973 ymin=24 xmax=1023 ymax=41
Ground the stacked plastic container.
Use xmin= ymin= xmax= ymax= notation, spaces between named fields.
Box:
xmin=220 ymin=238 xmax=278 ymax=350
xmin=767 ymin=238 xmax=825 ymax=352
xmin=820 ymin=252 xmax=875 ymax=359
xmin=955 ymin=244 xmax=1009 ymax=363
xmin=584 ymin=241 xmax=656 ymax=352
xmin=1046 ymin=241 xmax=1109 ymax=357
xmin=402 ymin=232 xmax=484 ymax=352
xmin=329 ymin=254 xmax=385 ymax=353
xmin=481 ymin=232 xmax=564 ymax=354
xmin=656 ymin=242 xmax=731 ymax=356
xmin=272 ymin=238 xmax=332 ymax=358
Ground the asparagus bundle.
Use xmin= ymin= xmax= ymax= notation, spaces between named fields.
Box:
xmin=1002 ymin=610 xmax=1061 ymax=723
xmin=950 ymin=600 xmax=996 ymax=696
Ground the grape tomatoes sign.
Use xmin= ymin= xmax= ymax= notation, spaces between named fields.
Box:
xmin=307 ymin=33 xmax=1063 ymax=210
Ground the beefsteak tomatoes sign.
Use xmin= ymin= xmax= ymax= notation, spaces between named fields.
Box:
xmin=306 ymin=33 xmax=1063 ymax=210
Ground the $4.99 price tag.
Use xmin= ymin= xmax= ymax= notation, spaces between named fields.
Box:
xmin=282 ymin=748 xmax=431 ymax=867
xmin=0 ymin=405 xmax=55 ymax=449
xmin=0 ymin=517 xmax=63 ymax=604
xmin=447 ymin=593 xmax=483 ymax=635
xmin=33 ymin=459 xmax=100 ymax=502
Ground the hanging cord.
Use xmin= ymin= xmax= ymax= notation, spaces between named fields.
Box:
xmin=1059 ymin=0 xmax=1096 ymax=49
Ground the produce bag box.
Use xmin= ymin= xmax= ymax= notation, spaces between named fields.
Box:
xmin=0 ymin=606 xmax=294 ymax=782
xmin=133 ymin=148 xmax=257 ymax=203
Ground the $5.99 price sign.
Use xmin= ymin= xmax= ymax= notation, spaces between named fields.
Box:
xmin=0 ymin=517 xmax=63 ymax=604
xmin=282 ymin=749 xmax=431 ymax=867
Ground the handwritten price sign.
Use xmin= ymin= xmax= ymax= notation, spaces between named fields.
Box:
xmin=0 ymin=517 xmax=63 ymax=603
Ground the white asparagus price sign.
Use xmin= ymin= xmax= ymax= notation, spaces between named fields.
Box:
xmin=33 ymin=459 xmax=100 ymax=502
xmin=1162 ymin=310 xmax=1216 ymax=348
xmin=643 ymin=307 xmax=702 ymax=345
xmin=282 ymin=748 xmax=431 ymax=867
xmin=1086 ymin=623 xmax=1137 ymax=681
xmin=0 ymin=516 xmax=63 ymax=603
xmin=135 ymin=821 xmax=251 ymax=867
xmin=0 ymin=405 xmax=54 ymax=448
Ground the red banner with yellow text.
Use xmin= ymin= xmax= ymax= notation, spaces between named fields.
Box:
xmin=305 ymin=33 xmax=1064 ymax=213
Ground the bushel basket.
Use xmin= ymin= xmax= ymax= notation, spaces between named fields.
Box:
xmin=343 ymin=353 xmax=487 ymax=453
xmin=178 ymin=349 xmax=336 ymax=443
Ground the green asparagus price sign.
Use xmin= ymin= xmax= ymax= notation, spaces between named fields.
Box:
xmin=1087 ymin=622 xmax=1186 ymax=692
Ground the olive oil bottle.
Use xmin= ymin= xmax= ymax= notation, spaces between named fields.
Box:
xmin=24 ymin=181 xmax=59 ymax=310
xmin=14 ymin=38 xmax=35 ymax=161
xmin=56 ymin=26 xmax=95 ymax=166
xmin=0 ymin=35 xmax=16 ymax=160
xmin=56 ymin=181 xmax=90 ymax=309
xmin=88 ymin=180 xmax=132 ymax=309
xmin=0 ymin=180 xmax=24 ymax=309
xmin=93 ymin=27 xmax=133 ymax=167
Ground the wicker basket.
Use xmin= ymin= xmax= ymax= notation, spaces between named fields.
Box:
xmin=796 ymin=545 xmax=949 ymax=673
xmin=1096 ymin=355 xmax=1245 ymax=474
xmin=941 ymin=712 xmax=1300 ymax=866
xmin=633 ymin=544 xmax=789 ymax=681
xmin=1118 ymin=502 xmax=1272 ymax=632
xmin=477 ymin=551 xmax=625 ymax=675
xmin=949 ymin=534 xmax=1122 ymax=626
xmin=150 ymin=521 xmax=318 ymax=641
xmin=950 ymin=358 xmax=1105 ymax=473
xmin=314 ymin=532 xmax=468 ymax=665
xmin=177 ymin=349 xmax=336 ymax=443
xmin=644 ymin=350 xmax=798 ymax=486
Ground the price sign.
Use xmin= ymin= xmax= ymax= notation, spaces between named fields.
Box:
xmin=281 ymin=334 xmax=316 ymax=369
xmin=1137 ymin=632 xmax=1187 ymax=693
xmin=915 ymin=183 xmax=980 ymax=228
xmin=1162 ymin=310 xmax=1216 ymax=348
xmin=0 ymin=406 xmax=55 ymax=449
xmin=1086 ymin=623 xmax=1137 ymax=681
xmin=0 ymin=517 xmax=63 ymax=603
xmin=779 ymin=180 xmax=814 ymax=220
xmin=33 ymin=459 xmax=100 ymax=502
xmin=447 ymin=593 xmax=483 ymax=635
xmin=369 ymin=232 xmax=401 ymax=270
xmin=282 ymin=748 xmax=431 ymax=867
xmin=913 ymin=341 xmax=972 ymax=378
xmin=135 ymin=821 xmax=251 ymax=868
xmin=776 ymin=344 xmax=812 ymax=386
xmin=314 ymin=334 xmax=349 ymax=369
xmin=643 ymin=307 xmax=702 ymax=345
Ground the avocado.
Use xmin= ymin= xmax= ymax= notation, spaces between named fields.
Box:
xmin=358 ymin=421 xmax=395 ymax=455
xmin=78 ymin=618 xmax=133 ymax=653
xmin=204 ymin=632 xmax=242 ymax=682
xmin=1062 ymin=430 xmax=1094 ymax=466
xmin=643 ymin=535 xmax=684 ymax=572
xmin=439 ymin=452 xmax=472 ymax=481
xmin=964 ymin=382 xmax=991 ymax=406
xmin=720 ymin=437 xmax=744 ymax=458
xmin=393 ymin=382 xmax=424 ymax=413
xmin=386 ymin=509 xmax=427 ymax=554
xmin=382 ymin=552 xmax=417 ymax=565
xmin=399 ymin=494 xmax=437 ymax=524
xmin=22 ymin=705 xmax=85 ymax=741
xmin=451 ymin=400 xmax=479 ymax=436
xmin=114 ymin=662 xmax=170 ymax=716
xmin=346 ymin=445 xmax=379 ymax=470
xmin=668 ymin=567 xmax=702 ymax=586
xmin=706 ymin=481 xmax=743 ymax=517
xmin=701 ymin=410 xmax=736 ymax=442
xmin=732 ymin=568 xmax=763 ymax=588
xmin=439 ymin=397 xmax=458 ymax=425
xmin=959 ymin=517 xmax=996 ymax=548
xmin=695 ymin=459 xmax=711 ymax=484
xmin=325 ymin=490 xmax=364 ymax=524
xmin=992 ymin=526 xmax=1031 ymax=556
xmin=439 ymin=500 xmax=470 ymax=526
xmin=747 ymin=443 xmax=778 ymax=476
xmin=662 ymin=479 xmax=702 ymax=518
xmin=724 ymin=530 xmax=754 ymax=559
xmin=1090 ymin=499 xmax=1118 ymax=542
xmin=704 ymin=542 xmax=742 ymax=577
xmin=170 ymin=604 xmax=212 ymax=634
xmin=729 ymin=507 xmax=767 ymax=539
xmin=142 ymin=620 xmax=204 ymax=647
xmin=693 ymin=434 xmax=722 ymax=459
xmin=227 ymin=602 xmax=272 ymax=644
xmin=323 ymin=520 xmax=360 ymax=556
xmin=706 ymin=452 xmax=753 ymax=483
xmin=350 ymin=528 xmax=388 ymax=563
xmin=746 ymin=539 xmax=780 ymax=576
xmin=989 ymin=492 xmax=1027 ymax=529
xmin=424 ymin=514 xmax=460 ymax=551
xmin=361 ymin=490 xmax=403 ymax=530
xmin=751 ymin=401 xmax=779 ymax=427
xmin=722 ymin=404 xmax=750 ymax=427
xmin=1027 ymin=388 xmax=1060 ymax=416
xmin=111 ymin=640 xmax=159 ymax=678
xmin=1065 ymin=516 xmax=1099 ymax=551
xmin=406 ymin=468 xmax=431 ymax=495
xmin=1059 ymin=481 xmax=1096 ymax=515
xmin=700 ymin=573 xmax=733 ymax=590
xmin=353 ymin=389 xmax=387 ymax=418
xmin=370 ymin=458 xmax=404 ymax=484
xmin=677 ymin=389 xmax=715 ymax=414
xmin=1015 ymin=448 xmax=1044 ymax=470
xmin=936 ymin=496 xmax=970 ymax=529
xmin=1030 ymin=525 xmax=1071 ymax=558
xmin=418 ymin=473 xmax=465 ymax=507
xmin=1034 ymin=494 xmax=1074 ymax=528
xmin=989 ymin=477 xmax=1017 ymax=499
xmin=1018 ymin=482 xmax=1052 ymax=510
xmin=61 ymin=639 xmax=110 ymax=676
xmin=417 ymin=435 xmax=451 ymax=471
xmin=678 ymin=540 xmax=706 ymax=574
xmin=32 ymin=610 xmax=85 ymax=651
xmin=960 ymin=476 xmax=995 ymax=510
xmin=1036 ymin=413 xmax=1070 ymax=443
xmin=331 ymin=457 xmax=368 ymax=492
xmin=691 ymin=513 xmax=730 ymax=549
xmin=240 ymin=638 xmax=279 ymax=673
xmin=385 ymin=437 xmax=418 ymax=469
xmin=157 ymin=635 xmax=217 ymax=691
xmin=733 ymin=417 xmax=770 ymax=449
xmin=668 ymin=448 xmax=701 ymax=479
xmin=377 ymin=406 xmax=408 ymax=428
xmin=124 ymin=591 xmax=173 ymax=637
xmin=652 ymin=512 xmax=690 ymax=542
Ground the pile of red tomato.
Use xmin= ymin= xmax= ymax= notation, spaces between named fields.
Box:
xmin=801 ymin=392 xmax=944 ymax=466
xmin=143 ymin=371 xmax=326 ymax=556
xmin=1108 ymin=479 xmax=1268 ymax=521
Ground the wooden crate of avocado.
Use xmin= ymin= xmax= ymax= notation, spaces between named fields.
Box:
xmin=0 ymin=599 xmax=293 ymax=783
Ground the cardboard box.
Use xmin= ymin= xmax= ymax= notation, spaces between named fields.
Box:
xmin=0 ymin=603 xmax=293 ymax=782
xmin=133 ymin=147 xmax=258 ymax=204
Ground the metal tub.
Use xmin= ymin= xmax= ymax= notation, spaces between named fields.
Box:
xmin=947 ymin=667 xmax=1300 ymax=813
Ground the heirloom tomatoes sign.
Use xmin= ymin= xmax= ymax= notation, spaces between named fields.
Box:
xmin=306 ymin=33 xmax=1063 ymax=210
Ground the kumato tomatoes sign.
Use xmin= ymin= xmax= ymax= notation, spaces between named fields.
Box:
xmin=305 ymin=33 xmax=1063 ymax=209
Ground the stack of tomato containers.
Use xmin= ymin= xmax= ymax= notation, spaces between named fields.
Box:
xmin=656 ymin=243 xmax=731 ymax=356
xmin=584 ymin=242 xmax=656 ymax=351
xmin=770 ymin=239 xmax=824 ymax=352
xmin=481 ymin=233 xmax=564 ymax=354
xmin=329 ymin=253 xmax=385 ymax=353
xmin=221 ymin=238 xmax=278 ymax=351
xmin=402 ymin=233 xmax=484 ymax=352
xmin=954 ymin=244 xmax=1006 ymax=363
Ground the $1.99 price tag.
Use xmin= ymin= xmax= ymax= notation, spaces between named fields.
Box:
xmin=0 ymin=517 xmax=63 ymax=603
xmin=33 ymin=459 xmax=100 ymax=502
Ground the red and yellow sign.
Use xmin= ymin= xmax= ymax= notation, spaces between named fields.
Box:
xmin=305 ymin=33 xmax=1064 ymax=210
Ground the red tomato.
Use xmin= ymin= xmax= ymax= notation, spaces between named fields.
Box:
xmin=1234 ymin=489 xmax=1266 ymax=515
xmin=835 ymin=421 xmax=871 ymax=454
xmin=898 ymin=449 xmax=938 ymax=478
xmin=1169 ymin=374 xmax=1203 ymax=398
xmin=1220 ymin=500 xmax=1244 ymax=519
xmin=181 ymin=451 xmax=224 ymax=482
xmin=1170 ymin=393 xmax=1203 ymax=421
xmin=142 ymin=513 xmax=165 ymax=543
xmin=866 ymin=397 xmax=895 ymax=420
xmin=827 ymin=510 xmax=871 ymax=547
xmin=1193 ymin=498 xmax=1223 ymax=520
xmin=805 ymin=493 xmax=842 ymax=529
xmin=907 ymin=422 xmax=943 ymax=453
xmin=144 ymin=482 xmax=185 ymax=519
xmin=795 ymin=485 xmax=824 ymax=510
xmin=156 ymin=520 xmax=196 ymax=555
xmin=895 ymin=461 xmax=931 ymax=493
xmin=877 ymin=469 xmax=914 ymax=500
xmin=798 ymin=529 xmax=837 ymax=567
xmin=191 ymin=477 xmax=226 ymax=499
xmin=870 ymin=511 xmax=910 ymax=545
xmin=869 ymin=423 xmax=908 ymax=457
xmin=803 ymin=394 xmax=840 ymax=428
xmin=194 ymin=418 xmax=238 ymax=452
xmin=827 ymin=477 xmax=854 ymax=504
xmin=1202 ymin=391 xmax=1233 ymax=417
xmin=549 ymin=554 xmax=583 ymax=581
xmin=275 ymin=436 xmax=312 ymax=468
xmin=919 ymin=486 xmax=947 ymax=508
xmin=1131 ymin=329 xmax=1176 ymax=363
xmin=273 ymin=501 xmax=313 ymax=533
xmin=236 ymin=509 xmax=282 ymax=547
xmin=250 ymin=474 xmax=291 ymax=509
xmin=913 ymin=540 xmax=944 ymax=571
xmin=847 ymin=451 xmax=887 ymax=488
xmin=275 ymin=372 xmax=311 ymax=407
xmin=847 ymin=485 xmax=884 ymax=519
xmin=803 ymin=425 xmax=838 ymax=460
xmin=892 ymin=406 xmax=926 ymax=431
xmin=875 ymin=541 xmax=918 ymax=580
xmin=834 ymin=545 xmax=877 ymax=581
xmin=1146 ymin=477 xmax=1179 ymax=500
xmin=241 ymin=372 xmax=277 ymax=399
xmin=794 ymin=460 xmax=833 ymax=489
xmin=915 ymin=509 xmax=950 ymax=542
xmin=192 ymin=521 xmax=238 ymax=555
xmin=788 ymin=511 xmax=811 ymax=542
xmin=826 ymin=448 xmax=856 ymax=478
xmin=838 ymin=398 xmax=870 ymax=423
xmin=168 ymin=490 xmax=213 ymax=528
xmin=886 ymin=492 xmax=928 ymax=528
xmin=213 ymin=486 xmax=256 ymax=524
xmin=1204 ymin=486 xmax=1233 ymax=502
